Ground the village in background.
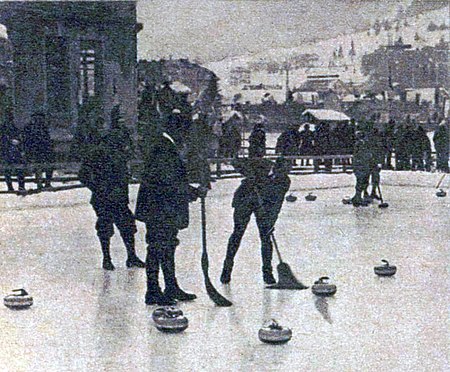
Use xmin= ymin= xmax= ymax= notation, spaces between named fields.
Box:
xmin=0 ymin=0 xmax=448 ymax=162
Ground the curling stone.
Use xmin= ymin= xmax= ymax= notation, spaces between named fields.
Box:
xmin=342 ymin=196 xmax=352 ymax=205
xmin=374 ymin=260 xmax=396 ymax=277
xmin=152 ymin=306 xmax=188 ymax=333
xmin=312 ymin=277 xmax=337 ymax=297
xmin=4 ymin=289 xmax=33 ymax=309
xmin=436 ymin=189 xmax=447 ymax=197
xmin=305 ymin=192 xmax=317 ymax=201
xmin=285 ymin=193 xmax=297 ymax=203
xmin=258 ymin=319 xmax=292 ymax=344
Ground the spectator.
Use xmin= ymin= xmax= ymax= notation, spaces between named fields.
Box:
xmin=1 ymin=110 xmax=25 ymax=192
xmin=433 ymin=120 xmax=449 ymax=173
xmin=382 ymin=119 xmax=395 ymax=170
xmin=299 ymin=123 xmax=315 ymax=166
xmin=248 ymin=122 xmax=266 ymax=158
xmin=23 ymin=112 xmax=54 ymax=189
xmin=275 ymin=123 xmax=302 ymax=162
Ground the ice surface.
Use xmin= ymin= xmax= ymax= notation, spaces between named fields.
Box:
xmin=0 ymin=171 xmax=449 ymax=371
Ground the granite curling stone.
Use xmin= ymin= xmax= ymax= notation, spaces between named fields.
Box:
xmin=258 ymin=319 xmax=292 ymax=344
xmin=4 ymin=289 xmax=33 ymax=309
xmin=285 ymin=193 xmax=297 ymax=203
xmin=312 ymin=277 xmax=337 ymax=296
xmin=436 ymin=189 xmax=447 ymax=197
xmin=342 ymin=196 xmax=352 ymax=205
xmin=305 ymin=192 xmax=317 ymax=201
xmin=152 ymin=306 xmax=188 ymax=333
xmin=374 ymin=260 xmax=396 ymax=277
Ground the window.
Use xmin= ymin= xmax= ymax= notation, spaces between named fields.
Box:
xmin=79 ymin=40 xmax=98 ymax=105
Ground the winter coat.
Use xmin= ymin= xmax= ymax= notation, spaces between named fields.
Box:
xmin=23 ymin=121 xmax=54 ymax=163
xmin=353 ymin=137 xmax=372 ymax=172
xmin=1 ymin=124 xmax=24 ymax=165
xmin=433 ymin=124 xmax=449 ymax=154
xmin=275 ymin=129 xmax=302 ymax=155
xmin=248 ymin=128 xmax=266 ymax=158
xmin=135 ymin=134 xmax=197 ymax=230
xmin=78 ymin=141 xmax=131 ymax=209
xmin=299 ymin=128 xmax=315 ymax=155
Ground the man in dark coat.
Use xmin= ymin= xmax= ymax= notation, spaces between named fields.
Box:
xmin=135 ymin=114 xmax=202 ymax=306
xmin=23 ymin=112 xmax=54 ymax=189
xmin=382 ymin=119 xmax=395 ymax=170
xmin=275 ymin=123 xmax=302 ymax=162
xmin=352 ymin=131 xmax=371 ymax=206
xmin=433 ymin=121 xmax=449 ymax=173
xmin=314 ymin=122 xmax=332 ymax=172
xmin=78 ymin=131 xmax=145 ymax=271
xmin=394 ymin=122 xmax=409 ymax=170
xmin=366 ymin=127 xmax=384 ymax=200
xmin=1 ymin=111 xmax=25 ymax=192
xmin=248 ymin=122 xmax=266 ymax=158
xmin=220 ymin=157 xmax=291 ymax=285
xmin=299 ymin=123 xmax=315 ymax=166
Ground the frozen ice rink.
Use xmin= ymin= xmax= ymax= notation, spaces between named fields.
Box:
xmin=0 ymin=171 xmax=449 ymax=372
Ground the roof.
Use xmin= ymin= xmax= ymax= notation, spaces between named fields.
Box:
xmin=302 ymin=109 xmax=350 ymax=122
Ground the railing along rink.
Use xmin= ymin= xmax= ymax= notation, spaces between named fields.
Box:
xmin=0 ymin=150 xmax=443 ymax=195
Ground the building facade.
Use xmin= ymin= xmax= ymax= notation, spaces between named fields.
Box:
xmin=0 ymin=0 xmax=140 ymax=143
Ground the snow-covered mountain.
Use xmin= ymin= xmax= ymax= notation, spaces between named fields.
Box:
xmin=206 ymin=5 xmax=448 ymax=100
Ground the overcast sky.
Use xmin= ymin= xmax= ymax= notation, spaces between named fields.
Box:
xmin=0 ymin=0 xmax=445 ymax=62
xmin=137 ymin=0 xmax=417 ymax=62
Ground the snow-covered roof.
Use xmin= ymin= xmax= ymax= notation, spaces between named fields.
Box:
xmin=302 ymin=109 xmax=350 ymax=122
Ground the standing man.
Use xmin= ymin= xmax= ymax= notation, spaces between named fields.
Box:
xmin=366 ymin=127 xmax=384 ymax=200
xmin=351 ymin=130 xmax=371 ymax=207
xmin=1 ymin=110 xmax=26 ymax=192
xmin=275 ymin=122 xmax=302 ymax=164
xmin=299 ymin=123 xmax=315 ymax=166
xmin=248 ymin=122 xmax=266 ymax=158
xmin=220 ymin=157 xmax=291 ymax=285
xmin=23 ymin=112 xmax=54 ymax=189
xmin=433 ymin=120 xmax=449 ymax=173
xmin=78 ymin=128 xmax=145 ymax=271
xmin=135 ymin=111 xmax=201 ymax=306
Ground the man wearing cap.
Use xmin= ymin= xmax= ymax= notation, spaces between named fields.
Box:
xmin=248 ymin=122 xmax=266 ymax=158
xmin=136 ymin=110 xmax=202 ymax=306
xmin=220 ymin=157 xmax=291 ymax=284
xmin=79 ymin=118 xmax=145 ymax=271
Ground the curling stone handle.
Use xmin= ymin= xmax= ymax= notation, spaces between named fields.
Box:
xmin=12 ymin=289 xmax=28 ymax=296
xmin=381 ymin=259 xmax=389 ymax=266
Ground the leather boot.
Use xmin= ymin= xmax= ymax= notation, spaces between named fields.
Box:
xmin=263 ymin=269 xmax=276 ymax=285
xmin=123 ymin=235 xmax=145 ymax=268
xmin=220 ymin=259 xmax=234 ymax=284
xmin=162 ymin=246 xmax=196 ymax=302
xmin=145 ymin=247 xmax=176 ymax=305
xmin=100 ymin=237 xmax=115 ymax=271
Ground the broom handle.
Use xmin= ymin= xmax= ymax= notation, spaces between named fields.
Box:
xmin=377 ymin=184 xmax=384 ymax=204
xmin=270 ymin=233 xmax=284 ymax=263
xmin=254 ymin=186 xmax=284 ymax=263
xmin=436 ymin=174 xmax=446 ymax=189
xmin=201 ymin=196 xmax=208 ymax=256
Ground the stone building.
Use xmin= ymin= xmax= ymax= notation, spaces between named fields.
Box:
xmin=0 ymin=0 xmax=141 ymax=144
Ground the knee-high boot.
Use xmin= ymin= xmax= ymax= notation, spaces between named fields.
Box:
xmin=145 ymin=245 xmax=174 ymax=305
xmin=122 ymin=234 xmax=145 ymax=268
xmin=161 ymin=246 xmax=196 ymax=302
xmin=100 ymin=237 xmax=115 ymax=271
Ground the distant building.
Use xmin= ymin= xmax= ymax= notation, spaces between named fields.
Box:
xmin=0 ymin=0 xmax=141 ymax=141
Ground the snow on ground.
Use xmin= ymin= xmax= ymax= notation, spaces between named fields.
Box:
xmin=0 ymin=171 xmax=449 ymax=371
